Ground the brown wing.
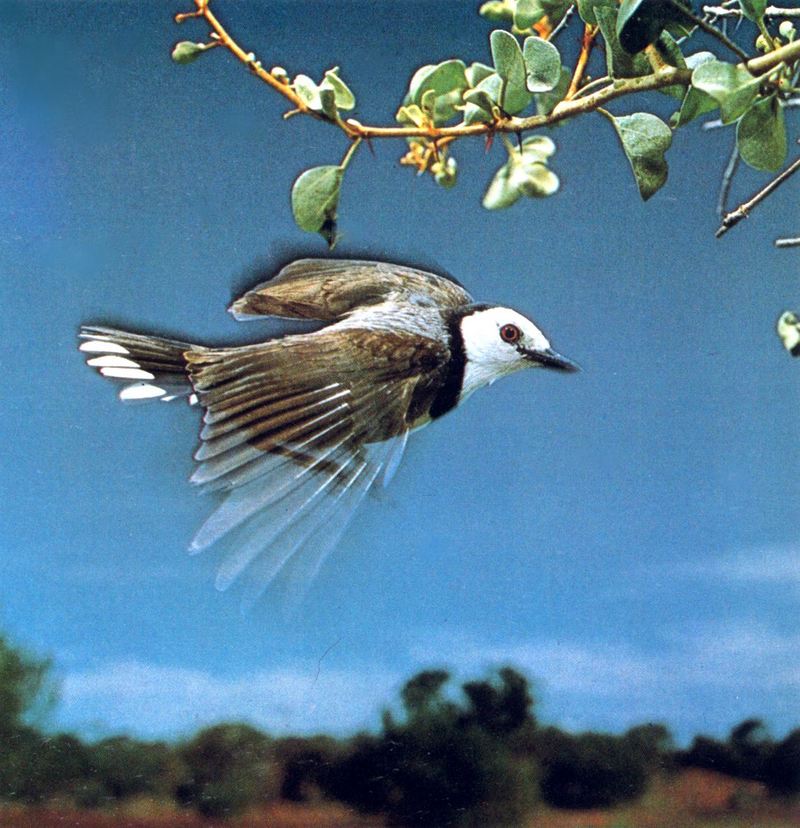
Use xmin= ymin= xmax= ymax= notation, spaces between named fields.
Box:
xmin=229 ymin=259 xmax=473 ymax=322
xmin=183 ymin=327 xmax=450 ymax=605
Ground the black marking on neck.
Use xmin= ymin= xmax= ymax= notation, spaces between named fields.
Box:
xmin=429 ymin=304 xmax=490 ymax=419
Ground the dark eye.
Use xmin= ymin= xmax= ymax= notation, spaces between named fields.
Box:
xmin=500 ymin=324 xmax=521 ymax=344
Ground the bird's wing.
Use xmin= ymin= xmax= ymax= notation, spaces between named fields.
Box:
xmin=185 ymin=328 xmax=449 ymax=606
xmin=229 ymin=258 xmax=473 ymax=322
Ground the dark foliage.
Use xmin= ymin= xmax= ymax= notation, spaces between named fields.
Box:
xmin=764 ymin=729 xmax=800 ymax=797
xmin=275 ymin=735 xmax=341 ymax=802
xmin=0 ymin=631 xmax=797 ymax=820
xmin=0 ymin=634 xmax=53 ymax=738
xmin=328 ymin=668 xmax=538 ymax=826
xmin=88 ymin=736 xmax=177 ymax=802
xmin=538 ymin=731 xmax=651 ymax=809
xmin=175 ymin=723 xmax=275 ymax=818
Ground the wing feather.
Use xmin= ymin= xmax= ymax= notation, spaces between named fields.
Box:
xmin=185 ymin=327 xmax=447 ymax=605
xmin=229 ymin=259 xmax=472 ymax=322
xmin=212 ymin=445 xmax=357 ymax=591
xmin=266 ymin=439 xmax=403 ymax=614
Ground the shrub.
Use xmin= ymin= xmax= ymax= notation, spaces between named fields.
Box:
xmin=176 ymin=723 xmax=275 ymax=818
xmin=539 ymin=732 xmax=650 ymax=809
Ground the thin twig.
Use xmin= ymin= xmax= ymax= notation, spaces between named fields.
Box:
xmin=703 ymin=5 xmax=800 ymax=17
xmin=717 ymin=138 xmax=740 ymax=217
xmin=176 ymin=0 xmax=800 ymax=141
xmin=670 ymin=0 xmax=750 ymax=61
xmin=548 ymin=4 xmax=576 ymax=41
xmin=716 ymin=154 xmax=800 ymax=238
xmin=566 ymin=24 xmax=599 ymax=100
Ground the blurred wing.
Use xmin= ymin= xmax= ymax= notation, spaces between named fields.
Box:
xmin=185 ymin=330 xmax=446 ymax=606
xmin=229 ymin=258 xmax=473 ymax=322
xmin=239 ymin=437 xmax=402 ymax=612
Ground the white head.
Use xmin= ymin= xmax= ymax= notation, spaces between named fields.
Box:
xmin=458 ymin=305 xmax=578 ymax=402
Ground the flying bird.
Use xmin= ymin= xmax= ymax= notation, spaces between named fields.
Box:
xmin=79 ymin=259 xmax=577 ymax=607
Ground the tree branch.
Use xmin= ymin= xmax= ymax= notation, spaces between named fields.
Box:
xmin=716 ymin=154 xmax=800 ymax=238
xmin=566 ymin=24 xmax=598 ymax=100
xmin=175 ymin=0 xmax=800 ymax=142
xmin=703 ymin=5 xmax=800 ymax=18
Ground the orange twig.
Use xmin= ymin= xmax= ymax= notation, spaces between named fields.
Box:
xmin=566 ymin=24 xmax=598 ymax=101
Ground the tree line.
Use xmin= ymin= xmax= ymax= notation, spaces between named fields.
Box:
xmin=1 ymin=633 xmax=798 ymax=824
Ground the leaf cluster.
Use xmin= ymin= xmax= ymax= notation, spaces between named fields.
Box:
xmin=173 ymin=0 xmax=800 ymax=244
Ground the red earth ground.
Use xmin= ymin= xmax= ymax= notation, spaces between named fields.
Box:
xmin=1 ymin=770 xmax=798 ymax=827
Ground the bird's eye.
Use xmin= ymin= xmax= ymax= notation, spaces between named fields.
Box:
xmin=499 ymin=324 xmax=521 ymax=344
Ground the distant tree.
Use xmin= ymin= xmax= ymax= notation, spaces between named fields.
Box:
xmin=461 ymin=666 xmax=534 ymax=736
xmin=728 ymin=718 xmax=774 ymax=780
xmin=0 ymin=633 xmax=54 ymax=736
xmin=87 ymin=735 xmax=178 ymax=802
xmin=176 ymin=723 xmax=275 ymax=818
xmin=0 ymin=635 xmax=60 ymax=803
xmin=330 ymin=667 xmax=538 ymax=826
xmin=623 ymin=723 xmax=675 ymax=774
xmin=400 ymin=669 xmax=453 ymax=719
xmin=539 ymin=731 xmax=650 ymax=809
xmin=679 ymin=734 xmax=740 ymax=776
xmin=275 ymin=735 xmax=342 ymax=802
xmin=764 ymin=728 xmax=800 ymax=797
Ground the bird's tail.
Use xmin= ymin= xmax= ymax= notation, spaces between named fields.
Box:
xmin=78 ymin=325 xmax=199 ymax=405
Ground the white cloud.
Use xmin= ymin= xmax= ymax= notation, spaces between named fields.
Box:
xmin=421 ymin=623 xmax=800 ymax=693
xmin=677 ymin=545 xmax=800 ymax=594
xmin=58 ymin=660 xmax=400 ymax=740
xmin=54 ymin=619 xmax=800 ymax=743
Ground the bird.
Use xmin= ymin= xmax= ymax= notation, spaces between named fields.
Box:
xmin=79 ymin=258 xmax=578 ymax=608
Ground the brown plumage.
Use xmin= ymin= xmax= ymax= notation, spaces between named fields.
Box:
xmin=78 ymin=258 xmax=576 ymax=607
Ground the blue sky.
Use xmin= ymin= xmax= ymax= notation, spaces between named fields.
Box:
xmin=1 ymin=1 xmax=798 ymax=746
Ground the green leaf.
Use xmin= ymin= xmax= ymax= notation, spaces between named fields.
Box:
xmin=490 ymin=31 xmax=533 ymax=113
xmin=420 ymin=89 xmax=438 ymax=119
xmin=535 ymin=66 xmax=571 ymax=116
xmin=655 ymin=32 xmax=688 ymax=99
xmin=321 ymin=67 xmax=355 ymax=111
xmin=739 ymin=0 xmax=766 ymax=23
xmin=483 ymin=139 xmax=559 ymax=209
xmin=673 ymin=51 xmax=718 ymax=126
xmin=691 ymin=59 xmax=760 ymax=123
xmin=473 ymin=71 xmax=532 ymax=116
xmin=479 ymin=0 xmax=515 ymax=23
xmin=521 ymin=135 xmax=556 ymax=162
xmin=523 ymin=36 xmax=562 ymax=92
xmin=515 ymin=0 xmax=545 ymax=29
xmin=291 ymin=166 xmax=344 ymax=246
xmin=491 ymin=29 xmax=526 ymax=84
xmin=616 ymin=0 xmax=693 ymax=55
xmin=777 ymin=311 xmax=800 ymax=356
xmin=171 ymin=41 xmax=210 ymax=65
xmin=396 ymin=104 xmax=428 ymax=127
xmin=433 ymin=157 xmax=458 ymax=189
xmin=577 ymin=0 xmax=615 ymax=26
xmin=466 ymin=62 xmax=495 ymax=87
xmin=737 ymin=95 xmax=787 ymax=171
xmin=595 ymin=7 xmax=651 ymax=78
xmin=607 ymin=112 xmax=672 ymax=200
xmin=540 ymin=0 xmax=575 ymax=26
xmin=293 ymin=74 xmax=322 ymax=110
xmin=409 ymin=59 xmax=469 ymax=123
xmin=462 ymin=102 xmax=494 ymax=125
xmin=464 ymin=86 xmax=497 ymax=112
xmin=318 ymin=86 xmax=338 ymax=119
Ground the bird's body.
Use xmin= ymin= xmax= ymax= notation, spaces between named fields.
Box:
xmin=80 ymin=259 xmax=576 ymax=607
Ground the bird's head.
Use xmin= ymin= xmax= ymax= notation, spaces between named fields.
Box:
xmin=458 ymin=305 xmax=578 ymax=401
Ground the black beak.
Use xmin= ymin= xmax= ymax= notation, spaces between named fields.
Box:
xmin=524 ymin=347 xmax=580 ymax=372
